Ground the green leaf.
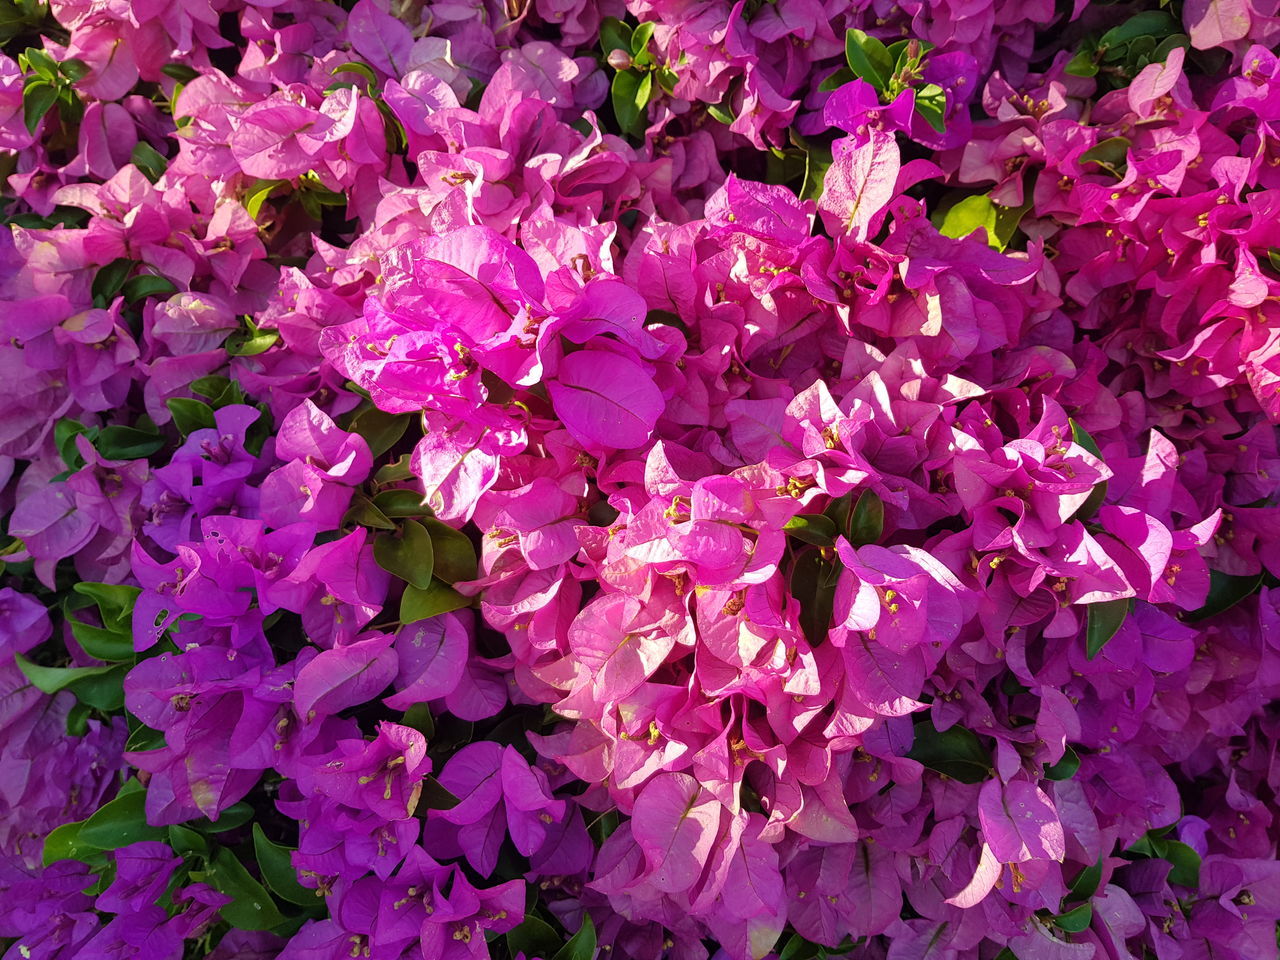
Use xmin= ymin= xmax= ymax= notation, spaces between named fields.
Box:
xmin=167 ymin=397 xmax=217 ymax=437
xmin=22 ymin=78 xmax=57 ymax=133
xmin=1079 ymin=136 xmax=1130 ymax=178
xmin=125 ymin=719 xmax=166 ymax=753
xmin=936 ymin=194 xmax=1000 ymax=246
xmin=331 ymin=61 xmax=378 ymax=85
xmin=15 ymin=653 xmax=126 ymax=710
xmin=783 ymin=513 xmax=838 ymax=546
xmin=73 ymin=582 xmax=140 ymax=628
xmin=344 ymin=493 xmax=397 ymax=531
xmin=844 ymin=29 xmax=893 ymax=93
xmin=611 ymin=68 xmax=652 ymax=137
xmin=1158 ymin=839 xmax=1202 ymax=888
xmin=913 ymin=83 xmax=947 ymax=133
xmin=347 ymin=405 xmax=411 ymax=458
xmin=631 ymin=21 xmax=656 ymax=65
xmin=847 ymin=489 xmax=884 ymax=546
xmin=1186 ymin=570 xmax=1264 ymax=621
xmin=225 ymin=317 xmax=280 ymax=357
xmin=55 ymin=417 xmax=92 ymax=469
xmin=400 ymin=701 xmax=435 ymax=739
xmin=95 ymin=424 xmax=165 ymax=460
xmin=400 ymin=578 xmax=469 ymax=624
xmin=1043 ymin=745 xmax=1080 ymax=781
xmin=91 ymin=258 xmax=137 ymax=304
xmin=551 ymin=914 xmax=596 ymax=960
xmin=906 ymin=718 xmax=993 ymax=783
xmin=417 ymin=774 xmax=461 ymax=812
xmin=777 ymin=933 xmax=824 ymax=960
xmin=161 ymin=63 xmax=200 ymax=82
xmin=205 ymin=846 xmax=288 ymax=931
xmin=192 ymin=801 xmax=255 ymax=834
xmin=68 ymin=619 xmax=134 ymax=662
xmin=130 ymin=142 xmax=168 ymax=183
xmin=818 ymin=66 xmax=856 ymax=92
xmin=66 ymin=700 xmax=91 ymax=735
xmin=507 ymin=915 xmax=563 ymax=960
xmin=599 ymin=16 xmax=632 ymax=54
xmin=58 ymin=57 xmax=90 ymax=81
xmin=190 ymin=375 xmax=244 ymax=406
xmin=371 ymin=488 xmax=432 ymax=518
xmin=706 ymin=98 xmax=735 ymax=125
xmin=244 ymin=178 xmax=287 ymax=220
xmin=21 ymin=47 xmax=58 ymax=82
xmin=1067 ymin=859 xmax=1103 ymax=902
xmin=1065 ymin=46 xmax=1099 ymax=77
xmin=374 ymin=454 xmax=414 ymax=484
xmin=121 ymin=273 xmax=177 ymax=304
xmin=424 ymin=519 xmax=478 ymax=584
xmin=79 ymin=786 xmax=166 ymax=849
xmin=42 ymin=820 xmax=107 ymax=867
xmin=1068 ymin=419 xmax=1108 ymax=521
xmin=168 ymin=824 xmax=209 ymax=858
xmin=1085 ymin=597 xmax=1131 ymax=660
xmin=1098 ymin=11 xmax=1178 ymax=49
xmin=1054 ymin=902 xmax=1093 ymax=933
xmin=252 ymin=824 xmax=318 ymax=907
xmin=789 ymin=548 xmax=840 ymax=647
xmin=374 ymin=518 xmax=435 ymax=589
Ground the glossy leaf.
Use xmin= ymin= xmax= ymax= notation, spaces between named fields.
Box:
xmin=400 ymin=578 xmax=469 ymax=624
xmin=252 ymin=824 xmax=318 ymax=907
xmin=1085 ymin=598 xmax=1131 ymax=659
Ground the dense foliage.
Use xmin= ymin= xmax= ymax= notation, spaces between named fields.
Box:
xmin=1 ymin=0 xmax=1279 ymax=958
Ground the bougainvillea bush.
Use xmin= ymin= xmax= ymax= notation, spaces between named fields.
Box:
xmin=2 ymin=0 xmax=1280 ymax=957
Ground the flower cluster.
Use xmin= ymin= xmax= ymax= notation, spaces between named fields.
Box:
xmin=1 ymin=1 xmax=1279 ymax=960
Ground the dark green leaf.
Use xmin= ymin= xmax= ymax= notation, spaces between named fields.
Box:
xmin=1068 ymin=419 xmax=1108 ymax=521
xmin=1099 ymin=11 xmax=1178 ymax=49
xmin=1054 ymin=903 xmax=1093 ymax=933
xmin=347 ymin=405 xmax=411 ymax=458
xmin=907 ymin=718 xmax=993 ymax=783
xmin=400 ymin=578 xmax=469 ymax=624
xmin=400 ymin=702 xmax=435 ymax=739
xmin=1067 ymin=859 xmax=1103 ymax=902
xmin=252 ymin=824 xmax=318 ymax=907
xmin=777 ymin=933 xmax=824 ymax=960
xmin=23 ymin=78 xmax=57 ymax=133
xmin=371 ymin=488 xmax=432 ymax=518
xmin=344 ymin=493 xmax=397 ymax=531
xmin=121 ymin=273 xmax=177 ymax=304
xmin=21 ymin=47 xmax=58 ymax=81
xmin=67 ymin=619 xmax=134 ymax=662
xmin=205 ymin=847 xmax=287 ymax=931
xmin=125 ymin=720 xmax=166 ymax=753
xmin=789 ymin=548 xmax=839 ymax=647
xmin=551 ymin=914 xmax=596 ymax=960
xmin=130 ymin=142 xmax=168 ymax=183
xmin=847 ymin=489 xmax=884 ymax=546
xmin=168 ymin=824 xmax=209 ymax=858
xmin=374 ymin=518 xmax=435 ymax=589
xmin=167 ymin=397 xmax=216 ymax=437
xmin=1158 ymin=839 xmax=1201 ymax=888
xmin=66 ymin=700 xmax=91 ymax=736
xmin=818 ymin=66 xmax=856 ymax=92
xmin=161 ymin=63 xmax=200 ymax=82
xmin=507 ymin=915 xmax=563 ymax=960
xmin=96 ymin=424 xmax=165 ymax=460
xmin=1079 ymin=137 xmax=1130 ymax=177
xmin=193 ymin=801 xmax=255 ymax=834
xmin=190 ymin=375 xmax=243 ymax=406
xmin=1186 ymin=570 xmax=1263 ymax=621
xmin=1085 ymin=597 xmax=1131 ymax=660
xmin=611 ymin=68 xmax=652 ymax=137
xmin=599 ymin=16 xmax=632 ymax=54
xmin=1043 ymin=745 xmax=1080 ymax=781
xmin=374 ymin=453 xmax=414 ymax=484
xmin=79 ymin=787 xmax=166 ymax=848
xmin=424 ymin=519 xmax=478 ymax=584
xmin=91 ymin=258 xmax=135 ymax=304
xmin=783 ymin=513 xmax=838 ymax=546
xmin=417 ymin=774 xmax=461 ymax=812
xmin=844 ymin=29 xmax=893 ymax=93
xmin=54 ymin=417 xmax=92 ymax=469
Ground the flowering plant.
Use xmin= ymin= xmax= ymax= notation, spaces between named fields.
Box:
xmin=1 ymin=1 xmax=1279 ymax=959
